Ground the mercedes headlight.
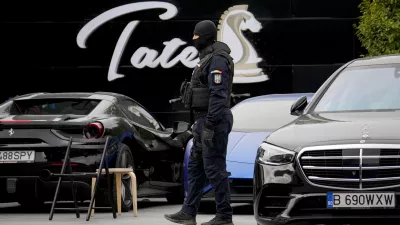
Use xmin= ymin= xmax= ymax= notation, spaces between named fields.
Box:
xmin=257 ymin=143 xmax=295 ymax=165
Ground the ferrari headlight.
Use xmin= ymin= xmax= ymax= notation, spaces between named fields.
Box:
xmin=257 ymin=143 xmax=295 ymax=165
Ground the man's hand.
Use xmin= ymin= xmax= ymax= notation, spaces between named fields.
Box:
xmin=202 ymin=120 xmax=214 ymax=148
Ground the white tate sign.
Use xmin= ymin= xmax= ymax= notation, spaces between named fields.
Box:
xmin=77 ymin=1 xmax=268 ymax=83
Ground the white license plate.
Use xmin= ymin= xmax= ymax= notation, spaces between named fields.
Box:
xmin=0 ymin=151 xmax=35 ymax=163
xmin=327 ymin=192 xmax=396 ymax=209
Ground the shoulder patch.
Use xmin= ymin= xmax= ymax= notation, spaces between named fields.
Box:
xmin=211 ymin=70 xmax=223 ymax=84
xmin=211 ymin=70 xmax=222 ymax=74
xmin=214 ymin=73 xmax=222 ymax=84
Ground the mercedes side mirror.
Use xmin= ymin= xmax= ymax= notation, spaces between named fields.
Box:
xmin=173 ymin=121 xmax=191 ymax=134
xmin=290 ymin=96 xmax=308 ymax=116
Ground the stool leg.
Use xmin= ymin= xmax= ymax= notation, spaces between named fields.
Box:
xmin=116 ymin=173 xmax=122 ymax=216
xmin=129 ymin=172 xmax=137 ymax=217
xmin=91 ymin=178 xmax=96 ymax=217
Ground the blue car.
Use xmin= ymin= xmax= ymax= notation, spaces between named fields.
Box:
xmin=183 ymin=93 xmax=314 ymax=203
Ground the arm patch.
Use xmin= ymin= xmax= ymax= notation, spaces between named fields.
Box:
xmin=211 ymin=70 xmax=222 ymax=74
xmin=211 ymin=70 xmax=223 ymax=84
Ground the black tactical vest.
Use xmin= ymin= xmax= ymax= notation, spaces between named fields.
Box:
xmin=181 ymin=49 xmax=234 ymax=112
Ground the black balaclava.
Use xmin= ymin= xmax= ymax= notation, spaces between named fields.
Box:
xmin=193 ymin=20 xmax=217 ymax=52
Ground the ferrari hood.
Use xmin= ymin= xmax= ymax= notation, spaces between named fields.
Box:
xmin=227 ymin=131 xmax=272 ymax=164
xmin=0 ymin=114 xmax=105 ymax=122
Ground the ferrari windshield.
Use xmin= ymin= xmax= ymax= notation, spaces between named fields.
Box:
xmin=313 ymin=65 xmax=400 ymax=112
xmin=231 ymin=99 xmax=298 ymax=132
xmin=7 ymin=98 xmax=101 ymax=115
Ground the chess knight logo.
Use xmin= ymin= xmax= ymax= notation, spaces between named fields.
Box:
xmin=216 ymin=5 xmax=267 ymax=83
xmin=77 ymin=2 xmax=268 ymax=84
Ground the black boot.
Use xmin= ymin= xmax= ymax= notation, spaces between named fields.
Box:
xmin=201 ymin=216 xmax=234 ymax=225
xmin=164 ymin=211 xmax=197 ymax=225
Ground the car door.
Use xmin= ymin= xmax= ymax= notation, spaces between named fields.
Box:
xmin=118 ymin=100 xmax=164 ymax=150
xmin=0 ymin=100 xmax=12 ymax=117
xmin=130 ymin=103 xmax=191 ymax=150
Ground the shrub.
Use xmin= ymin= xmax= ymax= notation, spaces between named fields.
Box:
xmin=354 ymin=0 xmax=400 ymax=57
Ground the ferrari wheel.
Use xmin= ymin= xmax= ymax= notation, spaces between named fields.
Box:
xmin=114 ymin=143 xmax=135 ymax=212
xmin=166 ymin=162 xmax=185 ymax=204
xmin=166 ymin=188 xmax=184 ymax=204
xmin=18 ymin=197 xmax=45 ymax=210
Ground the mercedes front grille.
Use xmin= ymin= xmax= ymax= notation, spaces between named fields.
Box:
xmin=298 ymin=144 xmax=400 ymax=190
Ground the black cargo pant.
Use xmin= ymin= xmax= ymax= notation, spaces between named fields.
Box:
xmin=182 ymin=108 xmax=233 ymax=219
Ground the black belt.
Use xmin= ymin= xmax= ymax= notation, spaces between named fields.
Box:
xmin=191 ymin=149 xmax=202 ymax=156
xmin=194 ymin=140 xmax=202 ymax=148
xmin=193 ymin=110 xmax=207 ymax=118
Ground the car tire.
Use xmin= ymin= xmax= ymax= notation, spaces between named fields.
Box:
xmin=166 ymin=188 xmax=184 ymax=204
xmin=18 ymin=198 xmax=45 ymax=210
xmin=166 ymin=163 xmax=185 ymax=204
xmin=113 ymin=143 xmax=136 ymax=212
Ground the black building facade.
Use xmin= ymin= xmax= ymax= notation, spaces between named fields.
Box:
xmin=2 ymin=0 xmax=363 ymax=126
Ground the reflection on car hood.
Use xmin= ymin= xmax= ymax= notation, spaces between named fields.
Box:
xmin=266 ymin=111 xmax=400 ymax=151
xmin=227 ymin=131 xmax=272 ymax=163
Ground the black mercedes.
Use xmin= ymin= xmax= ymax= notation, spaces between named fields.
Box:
xmin=254 ymin=54 xmax=400 ymax=225
xmin=0 ymin=92 xmax=192 ymax=210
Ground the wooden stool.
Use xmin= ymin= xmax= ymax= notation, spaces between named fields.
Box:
xmin=91 ymin=168 xmax=137 ymax=217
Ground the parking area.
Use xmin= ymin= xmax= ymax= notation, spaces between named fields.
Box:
xmin=0 ymin=199 xmax=255 ymax=225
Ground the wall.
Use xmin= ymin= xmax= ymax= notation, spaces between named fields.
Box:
xmin=1 ymin=0 xmax=363 ymax=126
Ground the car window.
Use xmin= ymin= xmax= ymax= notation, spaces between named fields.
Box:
xmin=134 ymin=106 xmax=162 ymax=130
xmin=103 ymin=104 xmax=125 ymax=117
xmin=231 ymin=99 xmax=298 ymax=132
xmin=119 ymin=100 xmax=161 ymax=130
xmin=8 ymin=99 xmax=101 ymax=115
xmin=313 ymin=65 xmax=400 ymax=112
xmin=0 ymin=101 xmax=12 ymax=115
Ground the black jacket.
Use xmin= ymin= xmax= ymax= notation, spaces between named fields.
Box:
xmin=198 ymin=41 xmax=234 ymax=127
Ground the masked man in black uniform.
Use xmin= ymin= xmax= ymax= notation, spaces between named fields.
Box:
xmin=164 ymin=20 xmax=235 ymax=225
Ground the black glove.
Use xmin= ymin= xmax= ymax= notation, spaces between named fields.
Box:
xmin=202 ymin=120 xmax=214 ymax=148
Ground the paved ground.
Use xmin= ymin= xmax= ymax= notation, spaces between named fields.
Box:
xmin=0 ymin=199 xmax=256 ymax=225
